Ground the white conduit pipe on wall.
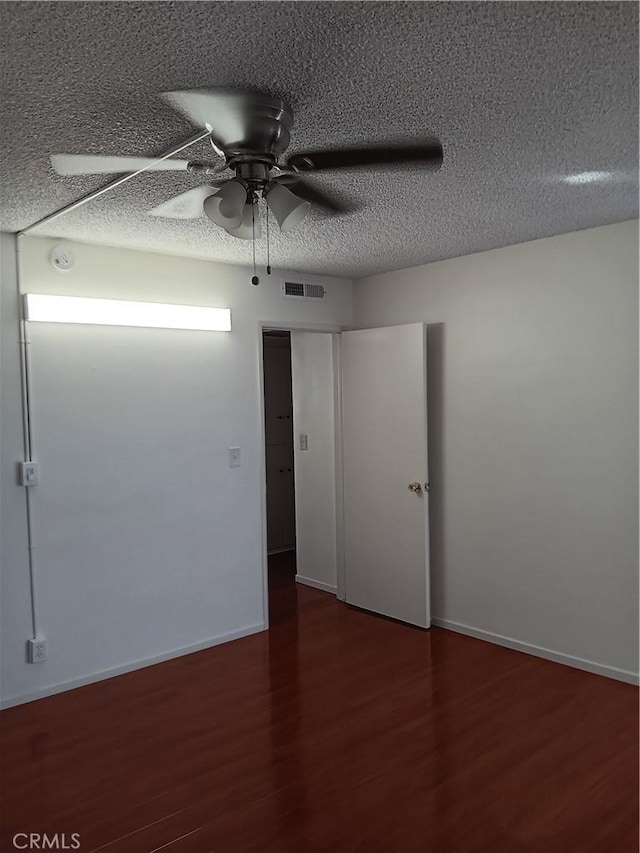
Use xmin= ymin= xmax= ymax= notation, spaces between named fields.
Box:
xmin=16 ymin=237 xmax=40 ymax=640
xmin=16 ymin=127 xmax=213 ymax=641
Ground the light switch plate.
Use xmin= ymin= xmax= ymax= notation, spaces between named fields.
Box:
xmin=19 ymin=461 xmax=40 ymax=486
xmin=229 ymin=447 xmax=241 ymax=468
xmin=300 ymin=434 xmax=308 ymax=451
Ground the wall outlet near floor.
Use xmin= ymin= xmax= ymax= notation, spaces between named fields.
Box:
xmin=27 ymin=638 xmax=48 ymax=663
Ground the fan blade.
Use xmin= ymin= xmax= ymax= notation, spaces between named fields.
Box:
xmin=162 ymin=90 xmax=292 ymax=160
xmin=162 ymin=90 xmax=245 ymax=151
xmin=148 ymin=185 xmax=221 ymax=219
xmin=274 ymin=175 xmax=356 ymax=214
xmin=50 ymin=154 xmax=191 ymax=176
xmin=285 ymin=140 xmax=443 ymax=173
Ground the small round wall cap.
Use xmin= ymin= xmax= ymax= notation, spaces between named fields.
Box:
xmin=50 ymin=245 xmax=74 ymax=271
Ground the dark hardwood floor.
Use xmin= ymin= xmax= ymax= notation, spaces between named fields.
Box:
xmin=1 ymin=551 xmax=638 ymax=852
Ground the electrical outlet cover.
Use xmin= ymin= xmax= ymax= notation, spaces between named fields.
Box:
xmin=27 ymin=638 xmax=48 ymax=663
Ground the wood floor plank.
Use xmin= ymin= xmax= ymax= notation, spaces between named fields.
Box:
xmin=1 ymin=552 xmax=637 ymax=852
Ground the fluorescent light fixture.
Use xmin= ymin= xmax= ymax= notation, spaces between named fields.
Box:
xmin=23 ymin=295 xmax=231 ymax=332
xmin=561 ymin=171 xmax=614 ymax=185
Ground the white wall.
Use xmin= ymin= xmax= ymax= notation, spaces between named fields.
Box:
xmin=1 ymin=235 xmax=351 ymax=707
xmin=1 ymin=234 xmax=36 ymax=703
xmin=3 ymin=221 xmax=637 ymax=704
xmin=353 ymin=220 xmax=639 ymax=682
xmin=290 ymin=332 xmax=338 ymax=593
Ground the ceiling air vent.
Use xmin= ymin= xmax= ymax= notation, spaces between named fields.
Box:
xmin=282 ymin=280 xmax=326 ymax=301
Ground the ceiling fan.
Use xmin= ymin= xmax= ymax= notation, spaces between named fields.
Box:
xmin=50 ymin=90 xmax=444 ymax=243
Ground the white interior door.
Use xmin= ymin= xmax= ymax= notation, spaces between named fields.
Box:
xmin=342 ymin=324 xmax=430 ymax=627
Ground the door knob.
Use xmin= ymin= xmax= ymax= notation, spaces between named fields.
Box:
xmin=408 ymin=482 xmax=422 ymax=494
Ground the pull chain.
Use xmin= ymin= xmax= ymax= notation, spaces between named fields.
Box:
xmin=251 ymin=194 xmax=259 ymax=286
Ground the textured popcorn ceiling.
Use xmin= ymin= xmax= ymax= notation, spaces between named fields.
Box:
xmin=0 ymin=1 xmax=637 ymax=277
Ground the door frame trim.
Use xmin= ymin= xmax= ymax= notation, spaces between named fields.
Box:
xmin=257 ymin=320 xmax=347 ymax=630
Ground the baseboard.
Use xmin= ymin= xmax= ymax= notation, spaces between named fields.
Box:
xmin=295 ymin=574 xmax=337 ymax=595
xmin=0 ymin=622 xmax=266 ymax=710
xmin=431 ymin=617 xmax=639 ymax=686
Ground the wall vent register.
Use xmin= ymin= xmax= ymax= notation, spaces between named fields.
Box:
xmin=282 ymin=280 xmax=326 ymax=301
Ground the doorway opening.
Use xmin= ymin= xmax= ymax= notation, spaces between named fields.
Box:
xmin=260 ymin=325 xmax=343 ymax=628
xmin=259 ymin=321 xmax=430 ymax=632
xmin=262 ymin=331 xmax=297 ymax=616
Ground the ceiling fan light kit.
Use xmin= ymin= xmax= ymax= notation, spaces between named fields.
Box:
xmin=203 ymin=178 xmax=247 ymax=229
xmin=225 ymin=201 xmax=261 ymax=240
xmin=49 ymin=89 xmax=443 ymax=284
xmin=264 ymin=181 xmax=311 ymax=232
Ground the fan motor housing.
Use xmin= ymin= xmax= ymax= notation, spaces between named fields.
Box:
xmin=215 ymin=94 xmax=293 ymax=167
xmin=229 ymin=158 xmax=273 ymax=187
